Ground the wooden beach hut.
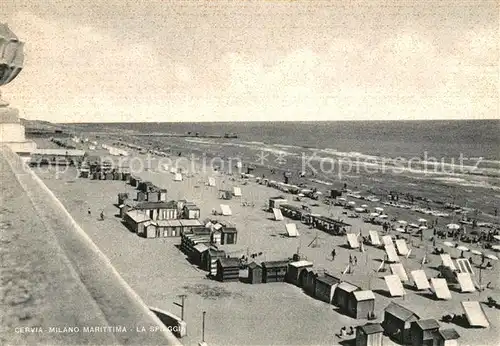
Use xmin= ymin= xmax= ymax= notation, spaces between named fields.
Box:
xmin=286 ymin=260 xmax=313 ymax=286
xmin=202 ymin=247 xmax=226 ymax=275
xmin=183 ymin=204 xmax=201 ymax=219
xmin=143 ymin=220 xmax=158 ymax=238
xmin=410 ymin=319 xmax=440 ymax=346
xmin=262 ymin=260 xmax=289 ymax=283
xmin=134 ymin=201 xmax=178 ymax=220
xmin=356 ymin=323 xmax=384 ymax=346
xmin=247 ymin=262 xmax=262 ymax=284
xmin=435 ymin=329 xmax=460 ymax=346
xmin=123 ymin=210 xmax=150 ymax=234
xmin=216 ymin=258 xmax=240 ymax=282
xmin=159 ymin=189 xmax=167 ymax=201
xmin=303 ymin=269 xmax=317 ymax=295
xmin=382 ymin=302 xmax=420 ymax=345
xmin=348 ymin=290 xmax=376 ymax=319
xmin=147 ymin=190 xmax=160 ymax=203
xmin=333 ymin=281 xmax=360 ymax=311
xmin=314 ymin=274 xmax=340 ymax=303
xmin=191 ymin=243 xmax=209 ymax=266
xmin=137 ymin=191 xmax=146 ymax=202
xmin=221 ymin=225 xmax=238 ymax=245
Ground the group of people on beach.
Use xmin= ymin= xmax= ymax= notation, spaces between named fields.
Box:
xmin=87 ymin=208 xmax=105 ymax=220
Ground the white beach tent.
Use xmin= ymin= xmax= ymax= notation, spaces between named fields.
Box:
xmin=233 ymin=187 xmax=242 ymax=197
xmin=220 ymin=204 xmax=232 ymax=216
xmin=395 ymin=239 xmax=410 ymax=256
xmin=410 ymin=270 xmax=431 ymax=290
xmin=208 ymin=177 xmax=216 ymax=187
xmin=456 ymin=258 xmax=474 ymax=275
xmin=170 ymin=167 xmax=177 ymax=174
xmin=440 ymin=254 xmax=457 ymax=270
xmin=390 ymin=263 xmax=409 ymax=282
xmin=369 ymin=230 xmax=381 ymax=246
xmin=272 ymin=208 xmax=284 ymax=221
xmin=285 ymin=223 xmax=300 ymax=237
xmin=431 ymin=278 xmax=452 ymax=300
xmin=456 ymin=273 xmax=476 ymax=293
xmin=461 ymin=301 xmax=490 ymax=328
xmin=382 ymin=235 xmax=394 ymax=247
xmin=385 ymin=245 xmax=400 ymax=263
xmin=174 ymin=173 xmax=183 ymax=181
xmin=346 ymin=233 xmax=360 ymax=249
xmin=384 ymin=274 xmax=406 ymax=297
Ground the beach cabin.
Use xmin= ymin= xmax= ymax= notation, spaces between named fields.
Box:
xmin=348 ymin=290 xmax=376 ymax=319
xmin=219 ymin=190 xmax=232 ymax=200
xmin=268 ymin=197 xmax=288 ymax=211
xmin=147 ymin=190 xmax=160 ymax=203
xmin=123 ymin=210 xmax=151 ymax=234
xmin=410 ymin=319 xmax=440 ymax=346
xmin=202 ymin=248 xmax=226 ymax=276
xmin=314 ymin=274 xmax=340 ymax=303
xmin=179 ymin=219 xmax=204 ymax=234
xmin=435 ymin=329 xmax=460 ymax=346
xmin=191 ymin=243 xmax=210 ymax=266
xmin=279 ymin=204 xmax=304 ymax=220
xmin=315 ymin=216 xmax=351 ymax=234
xmin=247 ymin=262 xmax=263 ymax=284
xmin=182 ymin=204 xmax=201 ymax=219
xmin=262 ymin=260 xmax=289 ymax=283
xmin=221 ymin=225 xmax=238 ymax=245
xmin=216 ymin=258 xmax=240 ymax=282
xmin=134 ymin=201 xmax=178 ymax=220
xmin=129 ymin=175 xmax=138 ymax=187
xmin=382 ymin=302 xmax=420 ymax=345
xmin=143 ymin=220 xmax=158 ymax=238
xmin=303 ymin=269 xmax=317 ymax=295
xmin=356 ymin=323 xmax=384 ymax=346
xmin=286 ymin=261 xmax=314 ymax=286
xmin=333 ymin=281 xmax=360 ymax=311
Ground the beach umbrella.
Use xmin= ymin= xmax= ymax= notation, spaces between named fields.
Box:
xmin=446 ymin=223 xmax=460 ymax=230
xmin=418 ymin=218 xmax=427 ymax=223
xmin=395 ymin=228 xmax=406 ymax=233
xmin=492 ymin=245 xmax=500 ymax=252
xmin=419 ymin=226 xmax=428 ymax=230
xmin=485 ymin=254 xmax=498 ymax=260
xmin=443 ymin=241 xmax=455 ymax=247
xmin=471 ymin=249 xmax=482 ymax=255
xmin=409 ymin=223 xmax=419 ymax=228
xmin=354 ymin=207 xmax=364 ymax=212
xmin=369 ymin=212 xmax=380 ymax=217
xmin=338 ymin=197 xmax=346 ymax=201
xmin=361 ymin=204 xmax=368 ymax=208
xmin=493 ymin=235 xmax=500 ymax=241
xmin=397 ymin=220 xmax=407 ymax=225
xmin=378 ymin=214 xmax=388 ymax=219
xmin=348 ymin=201 xmax=356 ymax=205
xmin=456 ymin=245 xmax=469 ymax=252
xmin=375 ymin=207 xmax=384 ymax=212
xmin=298 ymin=193 xmax=305 ymax=197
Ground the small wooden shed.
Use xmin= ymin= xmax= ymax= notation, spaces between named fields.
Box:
xmin=333 ymin=281 xmax=360 ymax=311
xmin=382 ymin=302 xmax=420 ymax=345
xmin=410 ymin=319 xmax=440 ymax=346
xmin=356 ymin=323 xmax=384 ymax=346
xmin=221 ymin=226 xmax=238 ymax=245
xmin=287 ymin=260 xmax=313 ymax=286
xmin=348 ymin=290 xmax=376 ymax=319
xmin=216 ymin=258 xmax=240 ymax=282
xmin=315 ymin=274 xmax=340 ymax=304
xmin=262 ymin=260 xmax=289 ymax=283
xmin=201 ymin=248 xmax=226 ymax=276
xmin=303 ymin=269 xmax=317 ymax=295
xmin=247 ymin=262 xmax=262 ymax=284
xmin=435 ymin=328 xmax=460 ymax=346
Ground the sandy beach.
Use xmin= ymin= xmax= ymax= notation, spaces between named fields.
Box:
xmin=30 ymin=136 xmax=500 ymax=346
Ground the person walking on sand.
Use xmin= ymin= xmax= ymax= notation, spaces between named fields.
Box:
xmin=87 ymin=208 xmax=91 ymax=216
xmin=331 ymin=249 xmax=336 ymax=261
xmin=100 ymin=210 xmax=105 ymax=221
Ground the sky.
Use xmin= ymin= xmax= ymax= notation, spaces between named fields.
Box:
xmin=1 ymin=0 xmax=499 ymax=122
